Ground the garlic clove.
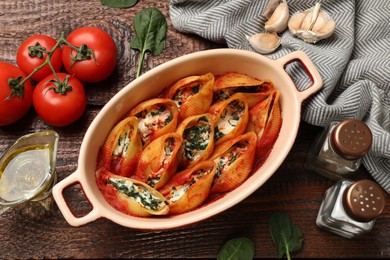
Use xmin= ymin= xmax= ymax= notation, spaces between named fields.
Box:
xmin=316 ymin=19 xmax=336 ymax=39
xmin=287 ymin=12 xmax=306 ymax=32
xmin=288 ymin=2 xmax=336 ymax=44
xmin=263 ymin=0 xmax=280 ymax=19
xmin=264 ymin=0 xmax=289 ymax=33
xmin=246 ymin=33 xmax=281 ymax=54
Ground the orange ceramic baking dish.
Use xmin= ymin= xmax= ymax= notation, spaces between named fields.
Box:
xmin=52 ymin=49 xmax=322 ymax=230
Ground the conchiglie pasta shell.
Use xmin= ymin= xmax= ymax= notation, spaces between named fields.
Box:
xmin=176 ymin=113 xmax=215 ymax=169
xmin=246 ymin=93 xmax=274 ymax=140
xmin=209 ymin=132 xmax=257 ymax=194
xmin=243 ymin=81 xmax=275 ymax=109
xmin=101 ymin=116 xmax=142 ymax=177
xmin=160 ymin=160 xmax=216 ymax=215
xmin=96 ymin=168 xmax=169 ymax=217
xmin=128 ymin=98 xmax=179 ymax=146
xmin=254 ymin=91 xmax=282 ymax=169
xmin=214 ymin=72 xmax=265 ymax=91
xmin=213 ymin=72 xmax=275 ymax=108
xmin=209 ymin=93 xmax=249 ymax=145
xmin=164 ymin=73 xmax=214 ymax=121
xmin=135 ymin=133 xmax=183 ymax=190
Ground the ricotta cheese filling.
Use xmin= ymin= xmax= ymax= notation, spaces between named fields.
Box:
xmin=168 ymin=168 xmax=212 ymax=203
xmin=137 ymin=105 xmax=173 ymax=143
xmin=215 ymin=100 xmax=245 ymax=141
xmin=113 ymin=126 xmax=132 ymax=156
xmin=172 ymin=83 xmax=200 ymax=109
xmin=214 ymin=141 xmax=249 ymax=178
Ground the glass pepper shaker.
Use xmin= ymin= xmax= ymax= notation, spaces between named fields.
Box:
xmin=305 ymin=119 xmax=373 ymax=180
xmin=316 ymin=179 xmax=385 ymax=238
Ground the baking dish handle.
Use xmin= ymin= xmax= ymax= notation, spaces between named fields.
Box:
xmin=276 ymin=50 xmax=323 ymax=102
xmin=52 ymin=170 xmax=101 ymax=227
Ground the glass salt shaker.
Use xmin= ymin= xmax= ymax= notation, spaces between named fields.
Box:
xmin=316 ymin=179 xmax=385 ymax=238
xmin=305 ymin=119 xmax=373 ymax=180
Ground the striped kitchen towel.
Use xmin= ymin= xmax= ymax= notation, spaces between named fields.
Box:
xmin=169 ymin=0 xmax=390 ymax=193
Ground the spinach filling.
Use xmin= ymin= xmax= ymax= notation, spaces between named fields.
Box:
xmin=183 ymin=117 xmax=211 ymax=160
xmin=107 ymin=178 xmax=167 ymax=211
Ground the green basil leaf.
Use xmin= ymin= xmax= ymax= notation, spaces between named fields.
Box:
xmin=100 ymin=0 xmax=138 ymax=9
xmin=269 ymin=211 xmax=303 ymax=260
xmin=130 ymin=7 xmax=167 ymax=77
xmin=217 ymin=237 xmax=255 ymax=260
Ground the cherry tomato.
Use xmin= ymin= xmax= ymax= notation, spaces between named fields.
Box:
xmin=16 ymin=34 xmax=63 ymax=82
xmin=0 ymin=62 xmax=33 ymax=126
xmin=33 ymin=72 xmax=86 ymax=127
xmin=62 ymin=26 xmax=117 ymax=83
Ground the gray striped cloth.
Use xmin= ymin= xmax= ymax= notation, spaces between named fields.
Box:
xmin=169 ymin=0 xmax=390 ymax=193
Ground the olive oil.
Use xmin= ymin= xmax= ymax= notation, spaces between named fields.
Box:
xmin=0 ymin=144 xmax=53 ymax=205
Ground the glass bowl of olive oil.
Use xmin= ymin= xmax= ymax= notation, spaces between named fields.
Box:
xmin=0 ymin=131 xmax=59 ymax=211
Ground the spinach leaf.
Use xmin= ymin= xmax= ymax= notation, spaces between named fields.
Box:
xmin=130 ymin=7 xmax=167 ymax=77
xmin=269 ymin=212 xmax=303 ymax=260
xmin=217 ymin=237 xmax=255 ymax=260
xmin=100 ymin=0 xmax=138 ymax=9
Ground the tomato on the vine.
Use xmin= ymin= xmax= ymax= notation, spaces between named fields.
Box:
xmin=62 ymin=26 xmax=117 ymax=83
xmin=33 ymin=72 xmax=87 ymax=127
xmin=0 ymin=62 xmax=33 ymax=126
xmin=16 ymin=34 xmax=63 ymax=82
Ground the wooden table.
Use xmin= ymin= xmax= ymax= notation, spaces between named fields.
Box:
xmin=1 ymin=1 xmax=389 ymax=258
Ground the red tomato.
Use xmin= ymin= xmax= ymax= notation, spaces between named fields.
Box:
xmin=33 ymin=72 xmax=86 ymax=127
xmin=0 ymin=62 xmax=33 ymax=126
xmin=16 ymin=35 xmax=62 ymax=82
xmin=62 ymin=26 xmax=117 ymax=83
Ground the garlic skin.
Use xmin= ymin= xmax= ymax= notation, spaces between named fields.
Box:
xmin=288 ymin=2 xmax=336 ymax=44
xmin=264 ymin=0 xmax=290 ymax=33
xmin=246 ymin=33 xmax=281 ymax=54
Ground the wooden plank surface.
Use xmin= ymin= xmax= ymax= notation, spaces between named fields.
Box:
xmin=1 ymin=0 xmax=390 ymax=258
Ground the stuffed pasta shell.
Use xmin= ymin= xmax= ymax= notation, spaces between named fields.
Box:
xmin=210 ymin=132 xmax=257 ymax=194
xmin=214 ymin=72 xmax=275 ymax=108
xmin=135 ymin=133 xmax=183 ymax=190
xmin=159 ymin=160 xmax=217 ymax=215
xmin=101 ymin=116 xmax=142 ymax=177
xmin=176 ymin=113 xmax=215 ymax=169
xmin=209 ymin=93 xmax=249 ymax=145
xmin=96 ymin=168 xmax=169 ymax=217
xmin=129 ymin=98 xmax=179 ymax=146
xmin=164 ymin=72 xmax=214 ymax=121
xmin=247 ymin=91 xmax=282 ymax=169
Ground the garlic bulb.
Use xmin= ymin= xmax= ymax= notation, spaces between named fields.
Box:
xmin=264 ymin=0 xmax=289 ymax=33
xmin=288 ymin=2 xmax=336 ymax=44
xmin=246 ymin=33 xmax=281 ymax=54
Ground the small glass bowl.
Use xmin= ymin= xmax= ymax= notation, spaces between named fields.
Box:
xmin=0 ymin=131 xmax=59 ymax=210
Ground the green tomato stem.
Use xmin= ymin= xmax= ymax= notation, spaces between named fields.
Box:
xmin=17 ymin=31 xmax=93 ymax=87
xmin=20 ymin=32 xmax=66 ymax=85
